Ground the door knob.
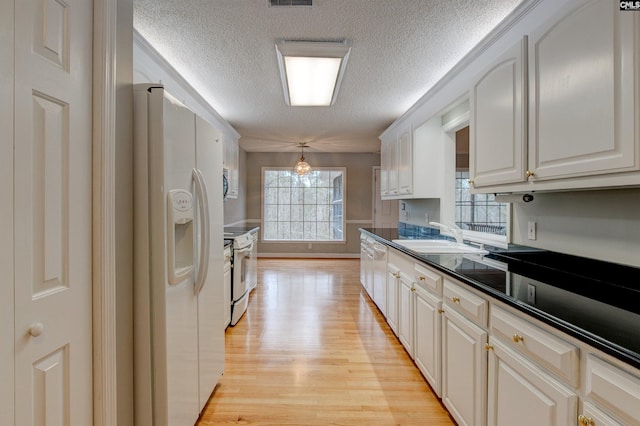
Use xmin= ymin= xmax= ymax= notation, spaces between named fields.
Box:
xmin=29 ymin=322 xmax=44 ymax=337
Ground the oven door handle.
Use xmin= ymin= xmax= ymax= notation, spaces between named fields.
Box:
xmin=233 ymin=242 xmax=254 ymax=255
xmin=193 ymin=168 xmax=210 ymax=295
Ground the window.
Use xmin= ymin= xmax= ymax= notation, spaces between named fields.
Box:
xmin=455 ymin=170 xmax=507 ymax=235
xmin=262 ymin=168 xmax=346 ymax=241
xmin=454 ymin=126 xmax=507 ymax=237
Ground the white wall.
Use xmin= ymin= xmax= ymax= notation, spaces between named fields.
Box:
xmin=399 ymin=199 xmax=441 ymax=227
xmin=512 ymin=189 xmax=640 ymax=267
xmin=245 ymin=151 xmax=379 ymax=256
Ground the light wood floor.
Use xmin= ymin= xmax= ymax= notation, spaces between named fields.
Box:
xmin=198 ymin=258 xmax=454 ymax=425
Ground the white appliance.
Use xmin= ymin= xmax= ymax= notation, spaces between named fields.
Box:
xmin=224 ymin=227 xmax=258 ymax=326
xmin=133 ymin=84 xmax=224 ymax=426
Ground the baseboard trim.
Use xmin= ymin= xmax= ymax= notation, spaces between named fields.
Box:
xmin=258 ymin=253 xmax=360 ymax=259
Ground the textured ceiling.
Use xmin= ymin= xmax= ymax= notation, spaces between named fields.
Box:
xmin=134 ymin=0 xmax=524 ymax=153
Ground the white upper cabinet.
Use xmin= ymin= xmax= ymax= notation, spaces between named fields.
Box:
xmin=397 ymin=130 xmax=413 ymax=195
xmin=386 ymin=134 xmax=399 ymax=196
xmin=528 ymin=0 xmax=638 ymax=181
xmin=223 ymin=135 xmax=239 ymax=198
xmin=469 ymin=0 xmax=640 ymax=193
xmin=379 ymin=117 xmax=444 ymax=200
xmin=380 ymin=138 xmax=390 ymax=196
xmin=470 ymin=37 xmax=527 ymax=189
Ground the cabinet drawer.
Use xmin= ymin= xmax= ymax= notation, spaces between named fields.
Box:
xmin=581 ymin=401 xmax=624 ymax=426
xmin=491 ymin=305 xmax=579 ymax=387
xmin=585 ymin=354 xmax=640 ymax=425
xmin=414 ymin=263 xmax=442 ymax=296
xmin=442 ymin=278 xmax=488 ymax=327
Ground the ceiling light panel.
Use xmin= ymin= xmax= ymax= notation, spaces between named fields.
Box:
xmin=284 ymin=56 xmax=342 ymax=106
xmin=276 ymin=40 xmax=351 ymax=107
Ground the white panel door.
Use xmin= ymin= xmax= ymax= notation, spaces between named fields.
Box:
xmin=13 ymin=0 xmax=93 ymax=424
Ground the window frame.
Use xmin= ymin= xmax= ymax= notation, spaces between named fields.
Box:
xmin=442 ymin=106 xmax=510 ymax=248
xmin=260 ymin=166 xmax=347 ymax=243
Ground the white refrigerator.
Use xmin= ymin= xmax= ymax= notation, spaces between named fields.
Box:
xmin=133 ymin=84 xmax=224 ymax=426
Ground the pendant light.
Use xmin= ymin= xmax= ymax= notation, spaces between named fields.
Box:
xmin=293 ymin=142 xmax=312 ymax=176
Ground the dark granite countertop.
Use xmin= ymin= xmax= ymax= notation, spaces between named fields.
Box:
xmin=359 ymin=227 xmax=640 ymax=369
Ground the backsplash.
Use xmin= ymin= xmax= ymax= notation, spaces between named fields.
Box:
xmin=511 ymin=188 xmax=640 ymax=268
xmin=398 ymin=199 xmax=440 ymax=227
xmin=398 ymin=222 xmax=441 ymax=238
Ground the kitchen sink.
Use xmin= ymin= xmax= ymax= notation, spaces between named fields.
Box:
xmin=391 ymin=239 xmax=489 ymax=255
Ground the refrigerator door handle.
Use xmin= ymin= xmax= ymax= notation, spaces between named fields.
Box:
xmin=192 ymin=168 xmax=210 ymax=295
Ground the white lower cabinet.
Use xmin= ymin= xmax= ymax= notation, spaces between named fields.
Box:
xmin=372 ymin=242 xmax=388 ymax=316
xmin=583 ymin=354 xmax=640 ymax=426
xmin=486 ymin=337 xmax=577 ymax=426
xmin=414 ymin=283 xmax=442 ymax=397
xmin=368 ymin=242 xmax=640 ymax=426
xmin=442 ymin=306 xmax=488 ymax=426
xmin=579 ymin=401 xmax=624 ymax=426
xmin=398 ymin=272 xmax=414 ymax=357
xmin=386 ymin=263 xmax=400 ymax=336
xmin=360 ymin=236 xmax=374 ymax=297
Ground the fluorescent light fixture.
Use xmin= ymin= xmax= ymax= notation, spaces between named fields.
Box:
xmin=276 ymin=40 xmax=351 ymax=106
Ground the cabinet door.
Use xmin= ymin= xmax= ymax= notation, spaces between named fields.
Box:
xmin=387 ymin=137 xmax=398 ymax=196
xmin=442 ymin=308 xmax=488 ymax=426
xmin=365 ymin=249 xmax=374 ymax=297
xmin=380 ymin=139 xmax=389 ymax=196
xmin=414 ymin=286 xmax=442 ymax=397
xmin=487 ymin=338 xmax=577 ymax=426
xmin=470 ymin=37 xmax=527 ymax=188
xmin=398 ymin=272 xmax=414 ymax=357
xmin=227 ymin=138 xmax=239 ymax=198
xmin=360 ymin=242 xmax=366 ymax=285
xmin=397 ymin=130 xmax=413 ymax=195
xmin=386 ymin=264 xmax=400 ymax=336
xmin=528 ymin=0 xmax=639 ymax=181
xmin=372 ymin=244 xmax=387 ymax=317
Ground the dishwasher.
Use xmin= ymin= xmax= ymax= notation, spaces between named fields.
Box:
xmin=371 ymin=242 xmax=388 ymax=316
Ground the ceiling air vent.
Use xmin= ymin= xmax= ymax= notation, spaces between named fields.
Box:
xmin=269 ymin=0 xmax=313 ymax=6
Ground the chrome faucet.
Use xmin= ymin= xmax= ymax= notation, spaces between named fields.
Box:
xmin=429 ymin=221 xmax=464 ymax=244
